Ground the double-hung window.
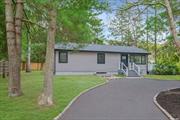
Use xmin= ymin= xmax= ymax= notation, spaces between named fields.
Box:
xmin=97 ymin=53 xmax=105 ymax=64
xmin=59 ymin=51 xmax=68 ymax=63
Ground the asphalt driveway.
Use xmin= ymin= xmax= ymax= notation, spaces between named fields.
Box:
xmin=58 ymin=78 xmax=180 ymax=120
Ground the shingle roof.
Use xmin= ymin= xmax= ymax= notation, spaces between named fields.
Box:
xmin=55 ymin=43 xmax=149 ymax=54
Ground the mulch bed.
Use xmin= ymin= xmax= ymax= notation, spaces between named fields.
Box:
xmin=156 ymin=88 xmax=180 ymax=119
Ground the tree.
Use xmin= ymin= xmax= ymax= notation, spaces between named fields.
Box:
xmin=119 ymin=0 xmax=179 ymax=42
xmin=38 ymin=6 xmax=57 ymax=105
xmin=154 ymin=3 xmax=157 ymax=63
xmin=20 ymin=0 xmax=107 ymax=106
xmin=164 ymin=0 xmax=178 ymax=42
xmin=107 ymin=40 xmax=126 ymax=46
xmin=35 ymin=0 xmax=107 ymax=106
xmin=109 ymin=4 xmax=144 ymax=46
xmin=5 ymin=0 xmax=24 ymax=96
xmin=146 ymin=8 xmax=149 ymax=51
xmin=111 ymin=0 xmax=179 ymax=64
xmin=21 ymin=0 xmax=106 ymax=67
xmin=25 ymin=30 xmax=31 ymax=72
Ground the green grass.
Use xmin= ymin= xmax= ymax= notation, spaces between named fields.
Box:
xmin=144 ymin=75 xmax=180 ymax=80
xmin=0 ymin=71 xmax=105 ymax=120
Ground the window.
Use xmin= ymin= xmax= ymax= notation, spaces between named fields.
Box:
xmin=97 ymin=53 xmax=105 ymax=64
xmin=130 ymin=56 xmax=134 ymax=62
xmin=141 ymin=55 xmax=146 ymax=64
xmin=130 ymin=55 xmax=146 ymax=64
xmin=122 ymin=56 xmax=127 ymax=60
xmin=59 ymin=51 xmax=68 ymax=63
xmin=134 ymin=55 xmax=141 ymax=64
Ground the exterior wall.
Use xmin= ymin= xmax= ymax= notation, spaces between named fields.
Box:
xmin=55 ymin=51 xmax=121 ymax=75
xmin=138 ymin=65 xmax=147 ymax=75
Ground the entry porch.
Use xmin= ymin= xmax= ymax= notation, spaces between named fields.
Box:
xmin=119 ymin=54 xmax=148 ymax=77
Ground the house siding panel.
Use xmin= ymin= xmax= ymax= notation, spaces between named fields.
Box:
xmin=55 ymin=51 xmax=121 ymax=74
xmin=139 ymin=65 xmax=147 ymax=75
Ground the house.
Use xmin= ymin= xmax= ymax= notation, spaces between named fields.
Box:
xmin=54 ymin=44 xmax=150 ymax=77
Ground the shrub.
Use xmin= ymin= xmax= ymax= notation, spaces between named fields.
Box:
xmin=153 ymin=62 xmax=179 ymax=75
xmin=176 ymin=62 xmax=180 ymax=74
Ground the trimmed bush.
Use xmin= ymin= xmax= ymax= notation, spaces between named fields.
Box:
xmin=153 ymin=62 xmax=179 ymax=75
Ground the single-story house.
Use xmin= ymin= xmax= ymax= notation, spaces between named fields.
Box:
xmin=54 ymin=44 xmax=150 ymax=77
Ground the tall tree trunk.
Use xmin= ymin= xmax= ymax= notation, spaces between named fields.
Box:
xmin=26 ymin=30 xmax=31 ymax=72
xmin=154 ymin=3 xmax=157 ymax=64
xmin=164 ymin=0 xmax=178 ymax=41
xmin=38 ymin=8 xmax=57 ymax=106
xmin=5 ymin=0 xmax=23 ymax=96
xmin=146 ymin=8 xmax=149 ymax=51
xmin=14 ymin=0 xmax=24 ymax=95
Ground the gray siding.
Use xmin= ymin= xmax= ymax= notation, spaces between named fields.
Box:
xmin=139 ymin=65 xmax=147 ymax=75
xmin=55 ymin=51 xmax=121 ymax=74
xmin=55 ymin=51 xmax=147 ymax=75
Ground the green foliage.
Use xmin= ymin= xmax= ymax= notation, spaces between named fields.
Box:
xmin=26 ymin=0 xmax=107 ymax=43
xmin=153 ymin=41 xmax=180 ymax=75
xmin=176 ymin=62 xmax=180 ymax=73
xmin=0 ymin=71 xmax=105 ymax=120
xmin=153 ymin=62 xmax=179 ymax=75
xmin=107 ymin=40 xmax=127 ymax=46
xmin=109 ymin=7 xmax=144 ymax=46
xmin=31 ymin=43 xmax=46 ymax=62
xmin=157 ymin=41 xmax=180 ymax=64
xmin=21 ymin=0 xmax=108 ymax=62
xmin=145 ymin=13 xmax=167 ymax=34
xmin=110 ymin=0 xmax=180 ymax=64
xmin=21 ymin=23 xmax=47 ymax=62
xmin=55 ymin=0 xmax=107 ymax=43
xmin=0 ymin=1 xmax=7 ymax=60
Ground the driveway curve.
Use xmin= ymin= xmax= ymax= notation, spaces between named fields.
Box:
xmin=58 ymin=78 xmax=180 ymax=120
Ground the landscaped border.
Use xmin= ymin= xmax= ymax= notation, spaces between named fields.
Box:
xmin=153 ymin=88 xmax=180 ymax=120
xmin=53 ymin=79 xmax=109 ymax=120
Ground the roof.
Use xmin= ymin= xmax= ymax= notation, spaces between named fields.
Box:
xmin=55 ymin=43 xmax=149 ymax=54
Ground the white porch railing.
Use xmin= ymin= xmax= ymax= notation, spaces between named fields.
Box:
xmin=133 ymin=62 xmax=141 ymax=76
xmin=120 ymin=62 xmax=128 ymax=76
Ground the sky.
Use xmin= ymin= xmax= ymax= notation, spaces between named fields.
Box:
xmin=98 ymin=0 xmax=127 ymax=40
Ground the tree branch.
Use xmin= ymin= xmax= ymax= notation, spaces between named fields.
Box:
xmin=120 ymin=1 xmax=166 ymax=11
xmin=22 ymin=19 xmax=46 ymax=29
xmin=133 ymin=6 xmax=149 ymax=21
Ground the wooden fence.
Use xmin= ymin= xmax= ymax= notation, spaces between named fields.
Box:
xmin=0 ymin=61 xmax=8 ymax=78
xmin=0 ymin=61 xmax=44 ymax=78
xmin=21 ymin=62 xmax=44 ymax=71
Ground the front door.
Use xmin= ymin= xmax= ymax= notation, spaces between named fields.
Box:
xmin=121 ymin=54 xmax=128 ymax=67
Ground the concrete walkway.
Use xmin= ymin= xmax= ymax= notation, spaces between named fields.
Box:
xmin=58 ymin=78 xmax=180 ymax=120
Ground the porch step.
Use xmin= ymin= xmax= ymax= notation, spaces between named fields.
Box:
xmin=128 ymin=70 xmax=139 ymax=77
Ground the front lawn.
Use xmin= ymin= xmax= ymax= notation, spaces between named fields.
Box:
xmin=0 ymin=71 xmax=105 ymax=120
xmin=144 ymin=75 xmax=180 ymax=80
